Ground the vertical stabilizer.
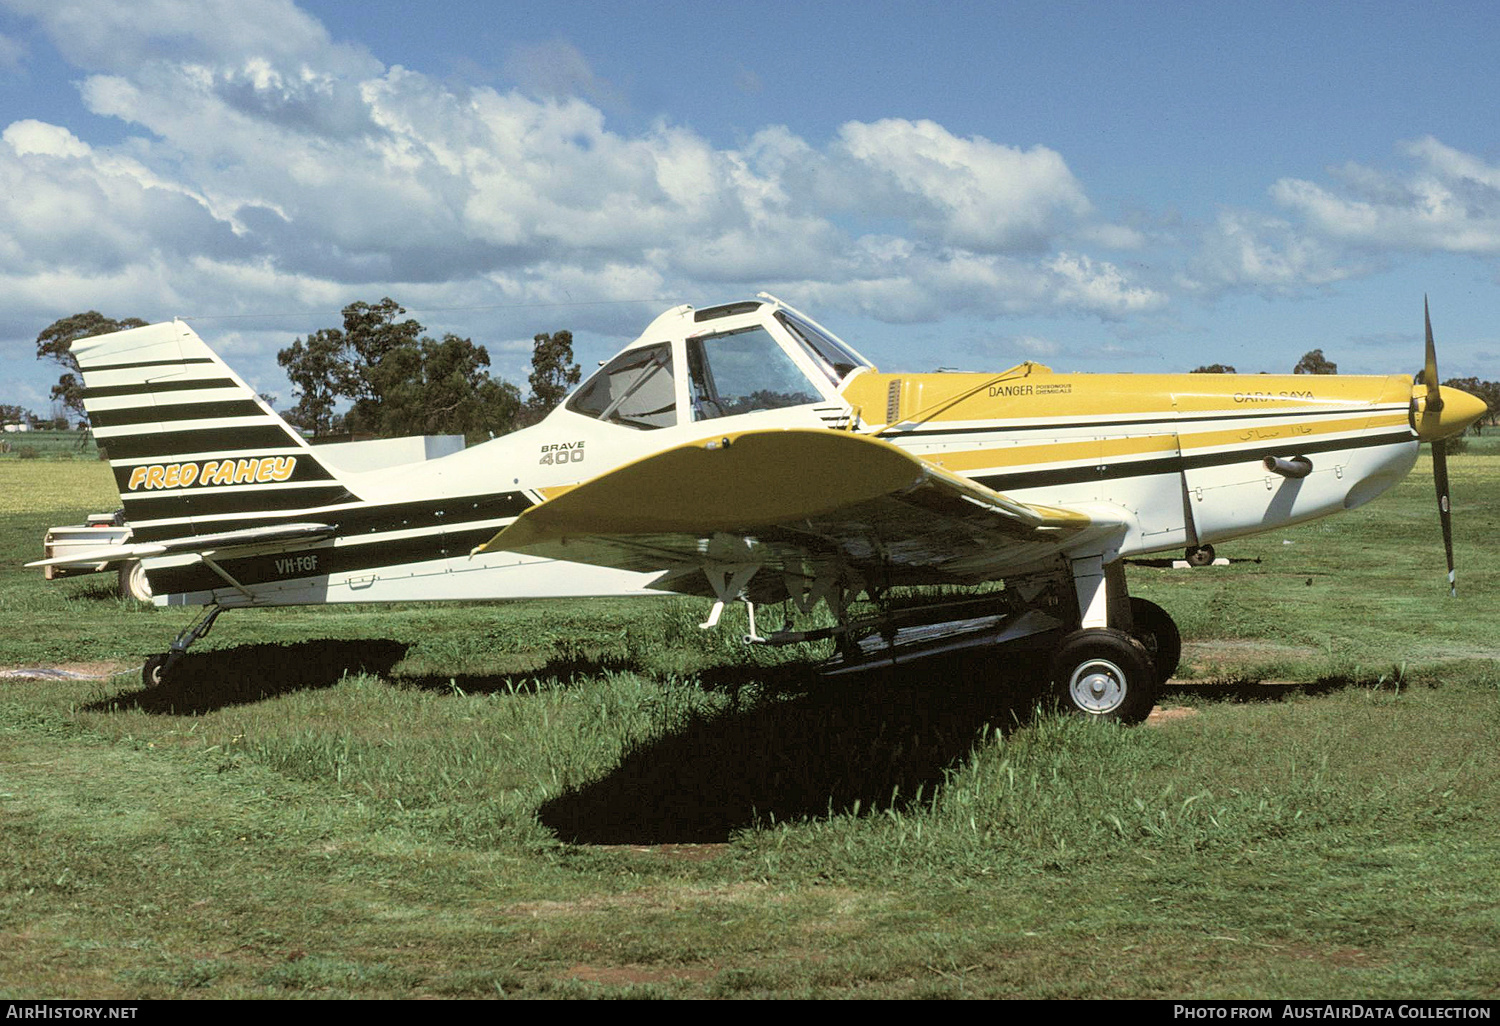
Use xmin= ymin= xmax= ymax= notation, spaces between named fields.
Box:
xmin=75 ymin=321 xmax=359 ymax=543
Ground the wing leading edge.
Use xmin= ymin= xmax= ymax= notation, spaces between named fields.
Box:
xmin=477 ymin=429 xmax=1105 ymax=604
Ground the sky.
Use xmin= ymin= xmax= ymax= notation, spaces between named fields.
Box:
xmin=2 ymin=0 xmax=1498 ymax=416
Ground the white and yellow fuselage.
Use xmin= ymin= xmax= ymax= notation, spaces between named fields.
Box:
xmin=844 ymin=366 xmax=1424 ymax=557
xmin=60 ymin=298 xmax=1485 ymax=611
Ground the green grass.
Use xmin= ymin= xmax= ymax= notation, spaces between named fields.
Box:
xmin=0 ymin=429 xmax=100 ymax=461
xmin=1 ymin=450 xmax=1497 ymax=998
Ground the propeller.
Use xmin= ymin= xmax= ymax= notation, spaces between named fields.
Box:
xmin=1420 ymin=296 xmax=1457 ymax=597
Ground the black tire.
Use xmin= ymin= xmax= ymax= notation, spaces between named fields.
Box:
xmin=1048 ymin=628 xmax=1157 ymax=724
xmin=142 ymin=654 xmax=169 ymax=687
xmin=1128 ymin=597 xmax=1181 ymax=685
xmin=1185 ymin=544 xmax=1216 ymax=567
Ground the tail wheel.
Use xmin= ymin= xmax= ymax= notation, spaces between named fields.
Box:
xmin=142 ymin=654 xmax=170 ymax=687
xmin=1128 ymin=597 xmax=1181 ymax=685
xmin=1185 ymin=544 xmax=1216 ymax=567
xmin=1048 ymin=628 xmax=1157 ymax=724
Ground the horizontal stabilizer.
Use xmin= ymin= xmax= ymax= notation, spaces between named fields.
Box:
xmin=26 ymin=522 xmax=335 ymax=569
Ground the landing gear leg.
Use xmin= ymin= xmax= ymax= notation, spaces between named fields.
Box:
xmin=1047 ymin=557 xmax=1161 ymax=723
xmin=142 ymin=605 xmax=225 ymax=686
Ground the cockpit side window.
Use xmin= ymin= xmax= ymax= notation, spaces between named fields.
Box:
xmin=566 ymin=342 xmax=676 ymax=429
xmin=687 ymin=326 xmax=822 ymax=421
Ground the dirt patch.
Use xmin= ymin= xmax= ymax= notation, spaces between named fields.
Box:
xmin=1281 ymin=944 xmax=1381 ymax=969
xmin=0 ymin=662 xmax=124 ymax=681
xmin=502 ymin=881 xmax=775 ymax=918
xmin=1146 ymin=706 xmax=1198 ymax=725
xmin=1181 ymin=639 xmax=1322 ymax=666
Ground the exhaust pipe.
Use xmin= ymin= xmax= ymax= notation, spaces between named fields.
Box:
xmin=1264 ymin=455 xmax=1313 ymax=479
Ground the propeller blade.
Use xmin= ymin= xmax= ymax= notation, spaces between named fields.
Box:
xmin=1422 ymin=298 xmax=1457 ymax=596
xmin=1433 ymin=441 xmax=1456 ymax=597
xmin=1423 ymin=294 xmax=1443 ymax=412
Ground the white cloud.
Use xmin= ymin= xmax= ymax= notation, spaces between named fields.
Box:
xmin=1177 ymin=138 xmax=1500 ymax=298
xmin=0 ymin=0 xmax=1171 ymax=401
xmin=1270 ymin=137 xmax=1500 ymax=255
xmin=1405 ymin=136 xmax=1500 ymax=192
xmin=0 ymin=119 xmax=244 ymax=277
xmin=1045 ymin=252 xmax=1166 ymax=316
xmin=1189 ymin=210 xmax=1358 ymax=293
xmin=3 ymin=118 xmax=91 ymax=158
xmin=3 ymin=0 xmax=376 ymax=78
xmin=831 ymin=118 xmax=1092 ymax=253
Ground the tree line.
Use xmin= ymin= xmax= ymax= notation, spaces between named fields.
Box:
xmin=1189 ymin=349 xmax=1497 ymax=430
xmin=24 ymin=301 xmax=581 ymax=443
xmin=1190 ymin=348 xmax=1339 ymax=375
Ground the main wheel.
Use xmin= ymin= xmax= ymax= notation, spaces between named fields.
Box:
xmin=1185 ymin=544 xmax=1216 ymax=567
xmin=1048 ymin=628 xmax=1157 ymax=724
xmin=1128 ymin=597 xmax=1181 ymax=685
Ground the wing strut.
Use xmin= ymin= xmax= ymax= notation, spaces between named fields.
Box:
xmin=200 ymin=555 xmax=255 ymax=600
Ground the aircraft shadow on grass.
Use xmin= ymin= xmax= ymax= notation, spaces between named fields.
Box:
xmin=396 ymin=649 xmax=645 ymax=695
xmin=537 ymin=652 xmax=1051 ymax=845
xmin=89 ymin=636 xmax=1361 ymax=843
xmin=88 ymin=638 xmax=412 ymax=714
xmin=536 ymin=659 xmax=1379 ymax=845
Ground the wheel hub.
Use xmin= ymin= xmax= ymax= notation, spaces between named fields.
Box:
xmin=1069 ymin=658 xmax=1127 ymax=714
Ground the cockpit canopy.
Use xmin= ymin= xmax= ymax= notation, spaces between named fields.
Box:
xmin=565 ymin=297 xmax=872 ymax=430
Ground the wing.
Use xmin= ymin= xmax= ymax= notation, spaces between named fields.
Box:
xmin=477 ymin=429 xmax=1112 ymax=605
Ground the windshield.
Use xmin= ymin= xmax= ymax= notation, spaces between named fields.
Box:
xmin=566 ymin=343 xmax=676 ymax=429
xmin=775 ymin=310 xmax=870 ymax=385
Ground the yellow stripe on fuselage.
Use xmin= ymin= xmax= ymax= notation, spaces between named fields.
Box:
xmin=1178 ymin=411 xmax=1410 ymax=453
xmin=920 ymin=431 xmax=1178 ymax=475
xmin=843 ymin=370 xmax=1415 ymax=427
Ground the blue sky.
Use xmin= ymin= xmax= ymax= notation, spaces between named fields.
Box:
xmin=2 ymin=0 xmax=1498 ymax=414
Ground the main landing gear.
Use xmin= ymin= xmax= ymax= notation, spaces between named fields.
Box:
xmin=1042 ymin=555 xmax=1176 ymax=724
xmin=748 ymin=554 xmax=1179 ymax=725
xmin=141 ymin=605 xmax=226 ymax=686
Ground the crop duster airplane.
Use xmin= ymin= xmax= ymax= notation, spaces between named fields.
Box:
xmin=32 ymin=294 xmax=1486 ymax=723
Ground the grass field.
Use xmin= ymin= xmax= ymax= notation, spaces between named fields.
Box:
xmin=0 ymin=429 xmax=98 ymax=460
xmin=1 ymin=443 xmax=1497 ymax=999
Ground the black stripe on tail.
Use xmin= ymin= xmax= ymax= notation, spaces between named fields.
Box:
xmin=73 ymin=320 xmax=359 ymax=537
